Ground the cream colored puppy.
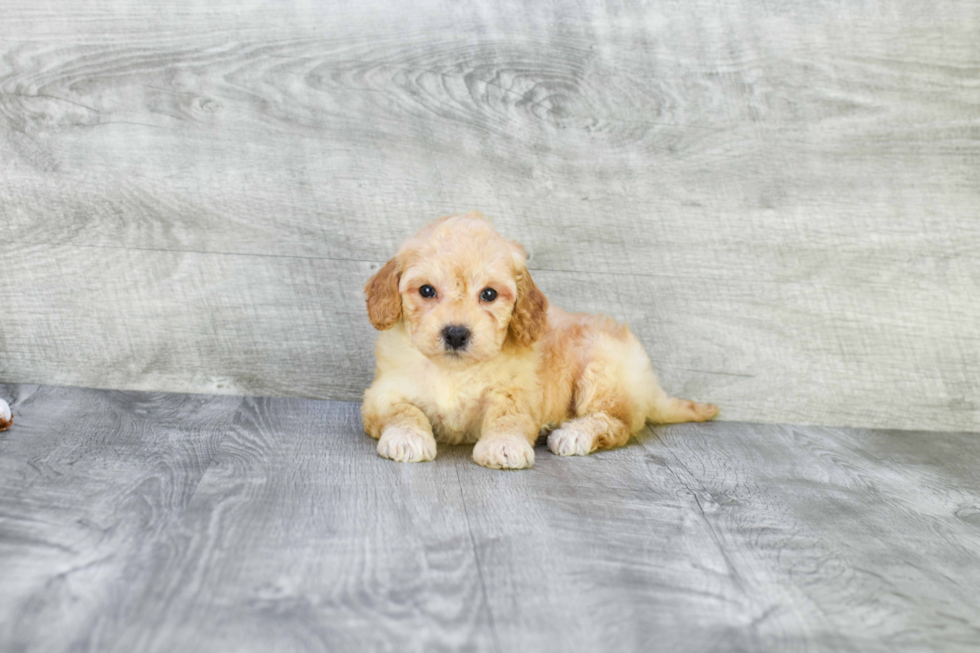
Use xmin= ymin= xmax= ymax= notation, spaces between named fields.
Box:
xmin=362 ymin=212 xmax=718 ymax=469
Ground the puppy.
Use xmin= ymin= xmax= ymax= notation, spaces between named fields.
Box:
xmin=362 ymin=212 xmax=718 ymax=469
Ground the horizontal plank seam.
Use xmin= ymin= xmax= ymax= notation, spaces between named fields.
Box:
xmin=24 ymin=243 xmax=833 ymax=283
xmin=69 ymin=243 xmax=379 ymax=264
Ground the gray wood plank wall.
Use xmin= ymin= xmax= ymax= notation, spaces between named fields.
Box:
xmin=1 ymin=1 xmax=977 ymax=432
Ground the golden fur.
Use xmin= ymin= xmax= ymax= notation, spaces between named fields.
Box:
xmin=362 ymin=212 xmax=718 ymax=469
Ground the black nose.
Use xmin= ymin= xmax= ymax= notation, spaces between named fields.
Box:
xmin=442 ymin=325 xmax=470 ymax=351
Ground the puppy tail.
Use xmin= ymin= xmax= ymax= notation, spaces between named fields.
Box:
xmin=636 ymin=356 xmax=718 ymax=424
xmin=642 ymin=370 xmax=719 ymax=425
xmin=622 ymin=330 xmax=719 ymax=425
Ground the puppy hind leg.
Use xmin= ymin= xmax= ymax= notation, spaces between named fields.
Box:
xmin=548 ymin=358 xmax=635 ymax=456
xmin=547 ymin=412 xmax=631 ymax=456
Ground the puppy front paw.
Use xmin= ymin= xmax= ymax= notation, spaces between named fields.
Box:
xmin=472 ymin=436 xmax=534 ymax=470
xmin=377 ymin=426 xmax=437 ymax=463
xmin=547 ymin=426 xmax=596 ymax=456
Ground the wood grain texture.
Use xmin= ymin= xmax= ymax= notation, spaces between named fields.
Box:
xmin=1 ymin=383 xmax=979 ymax=652
xmin=99 ymin=396 xmax=496 ymax=653
xmin=0 ymin=1 xmax=978 ymax=431
xmin=0 ymin=383 xmax=244 ymax=652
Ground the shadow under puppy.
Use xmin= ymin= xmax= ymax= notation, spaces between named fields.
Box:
xmin=362 ymin=212 xmax=718 ymax=469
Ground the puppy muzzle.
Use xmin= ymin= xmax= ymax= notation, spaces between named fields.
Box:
xmin=442 ymin=325 xmax=471 ymax=351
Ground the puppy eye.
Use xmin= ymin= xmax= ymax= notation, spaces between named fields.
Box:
xmin=419 ymin=284 xmax=437 ymax=298
xmin=480 ymin=288 xmax=498 ymax=302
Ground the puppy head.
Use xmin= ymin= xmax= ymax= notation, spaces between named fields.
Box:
xmin=364 ymin=211 xmax=548 ymax=365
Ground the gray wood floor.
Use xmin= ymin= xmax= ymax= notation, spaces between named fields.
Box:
xmin=1 ymin=383 xmax=979 ymax=653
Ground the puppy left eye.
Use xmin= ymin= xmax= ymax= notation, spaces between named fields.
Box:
xmin=480 ymin=288 xmax=497 ymax=302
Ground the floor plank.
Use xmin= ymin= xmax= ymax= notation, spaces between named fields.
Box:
xmin=646 ymin=422 xmax=980 ymax=651
xmin=1 ymin=383 xmax=979 ymax=652
xmin=100 ymin=397 xmax=496 ymax=653
xmin=0 ymin=384 xmax=243 ymax=652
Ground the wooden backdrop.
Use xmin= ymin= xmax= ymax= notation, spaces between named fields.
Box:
xmin=1 ymin=0 xmax=977 ymax=432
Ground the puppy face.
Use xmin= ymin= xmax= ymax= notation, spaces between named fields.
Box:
xmin=365 ymin=212 xmax=548 ymax=366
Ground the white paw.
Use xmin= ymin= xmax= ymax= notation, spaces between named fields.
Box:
xmin=472 ymin=436 xmax=534 ymax=470
xmin=377 ymin=426 xmax=437 ymax=463
xmin=547 ymin=426 xmax=596 ymax=456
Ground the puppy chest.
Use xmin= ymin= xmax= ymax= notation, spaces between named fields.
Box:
xmin=419 ymin=381 xmax=486 ymax=444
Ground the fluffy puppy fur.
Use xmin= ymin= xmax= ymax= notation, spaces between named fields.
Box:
xmin=362 ymin=212 xmax=718 ymax=469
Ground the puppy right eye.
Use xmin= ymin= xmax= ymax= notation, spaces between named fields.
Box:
xmin=419 ymin=285 xmax=436 ymax=298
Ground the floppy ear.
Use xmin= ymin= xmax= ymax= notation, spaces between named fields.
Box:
xmin=508 ymin=265 xmax=549 ymax=346
xmin=364 ymin=258 xmax=402 ymax=330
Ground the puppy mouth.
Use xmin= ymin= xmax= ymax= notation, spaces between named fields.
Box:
xmin=437 ymin=346 xmax=475 ymax=364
